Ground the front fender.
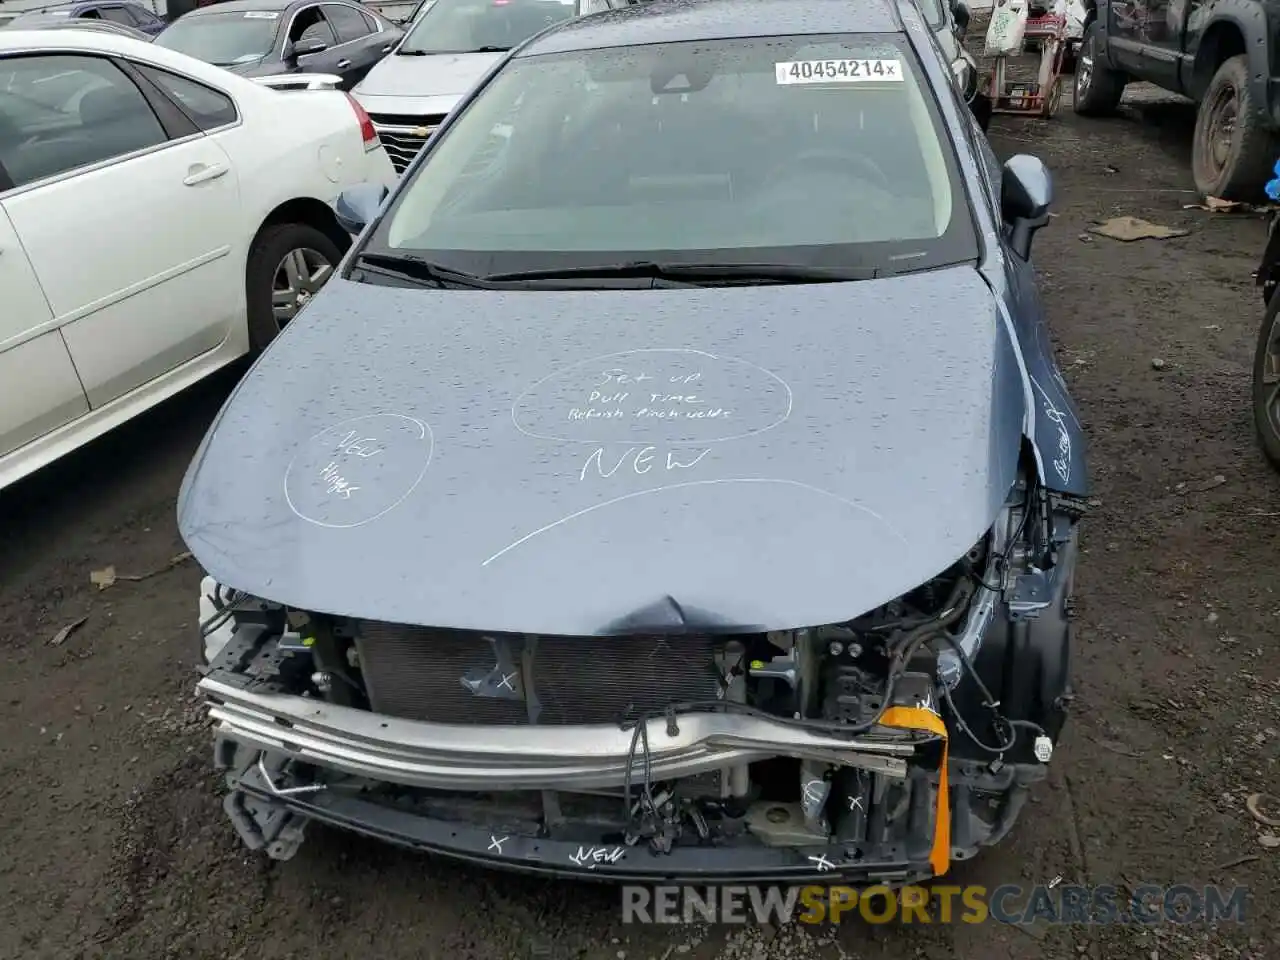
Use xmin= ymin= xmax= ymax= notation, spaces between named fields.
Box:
xmin=980 ymin=251 xmax=1089 ymax=498
xmin=1013 ymin=289 xmax=1089 ymax=497
xmin=1190 ymin=7 xmax=1275 ymax=119
xmin=1025 ymin=361 xmax=1088 ymax=495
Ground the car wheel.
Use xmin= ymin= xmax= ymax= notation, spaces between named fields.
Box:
xmin=1072 ymin=22 xmax=1123 ymax=116
xmin=246 ymin=223 xmax=343 ymax=353
xmin=1192 ymin=54 xmax=1278 ymax=202
xmin=1251 ymin=291 xmax=1280 ymax=470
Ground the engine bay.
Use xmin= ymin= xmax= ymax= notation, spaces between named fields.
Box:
xmin=198 ymin=467 xmax=1083 ymax=873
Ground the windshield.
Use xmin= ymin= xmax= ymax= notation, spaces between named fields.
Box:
xmin=155 ymin=11 xmax=280 ymax=65
xmin=398 ymin=0 xmax=578 ymax=55
xmin=366 ymin=33 xmax=976 ymax=278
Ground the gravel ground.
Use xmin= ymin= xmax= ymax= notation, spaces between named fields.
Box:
xmin=3 ymin=87 xmax=1280 ymax=960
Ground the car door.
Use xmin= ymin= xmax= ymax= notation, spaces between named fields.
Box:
xmin=0 ymin=51 xmax=241 ymax=410
xmin=0 ymin=204 xmax=89 ymax=463
xmin=1107 ymin=0 xmax=1182 ymax=86
xmin=285 ymin=4 xmax=344 ymax=82
xmin=321 ymin=3 xmax=389 ymax=87
xmin=361 ymin=7 xmax=405 ymax=57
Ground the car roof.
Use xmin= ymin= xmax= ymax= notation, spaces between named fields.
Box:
xmin=520 ymin=0 xmax=907 ymax=58
xmin=11 ymin=1 xmax=110 ymax=12
xmin=0 ymin=24 xmax=256 ymax=72
xmin=8 ymin=4 xmax=87 ymax=17
xmin=181 ymin=0 xmax=300 ymax=13
xmin=8 ymin=13 xmax=92 ymax=25
xmin=38 ymin=17 xmax=153 ymax=35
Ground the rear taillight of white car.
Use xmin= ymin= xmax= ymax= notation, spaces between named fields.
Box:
xmin=345 ymin=94 xmax=379 ymax=150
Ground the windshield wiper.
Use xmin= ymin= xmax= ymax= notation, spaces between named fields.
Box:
xmin=482 ymin=261 xmax=879 ymax=285
xmin=352 ymin=252 xmax=490 ymax=288
xmin=468 ymin=45 xmax=511 ymax=52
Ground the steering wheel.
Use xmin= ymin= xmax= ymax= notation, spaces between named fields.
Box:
xmin=763 ymin=147 xmax=892 ymax=193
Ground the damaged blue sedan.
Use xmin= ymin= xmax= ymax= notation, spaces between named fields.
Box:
xmin=179 ymin=0 xmax=1090 ymax=884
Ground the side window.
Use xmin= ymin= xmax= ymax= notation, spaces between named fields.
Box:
xmin=582 ymin=0 xmax=611 ymax=12
xmin=0 ymin=54 xmax=167 ymax=189
xmin=125 ymin=4 xmax=160 ymax=25
xmin=78 ymin=8 xmax=102 ymax=17
xmin=288 ymin=5 xmax=337 ymax=46
xmin=324 ymin=4 xmax=372 ymax=43
xmin=97 ymin=6 xmax=136 ymax=24
xmin=137 ymin=65 xmax=238 ymax=131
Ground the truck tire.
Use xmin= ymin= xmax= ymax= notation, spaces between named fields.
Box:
xmin=1251 ymin=291 xmax=1280 ymax=470
xmin=1073 ymin=22 xmax=1123 ymax=116
xmin=245 ymin=223 xmax=342 ymax=354
xmin=1192 ymin=54 xmax=1278 ymax=202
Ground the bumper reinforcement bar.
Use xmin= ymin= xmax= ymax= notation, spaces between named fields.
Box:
xmin=200 ymin=676 xmax=922 ymax=792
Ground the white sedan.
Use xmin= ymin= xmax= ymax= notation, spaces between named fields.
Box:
xmin=0 ymin=28 xmax=396 ymax=491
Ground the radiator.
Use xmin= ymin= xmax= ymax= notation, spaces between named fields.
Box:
xmin=353 ymin=622 xmax=726 ymax=725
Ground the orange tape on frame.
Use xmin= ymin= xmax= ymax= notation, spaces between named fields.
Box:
xmin=878 ymin=706 xmax=950 ymax=877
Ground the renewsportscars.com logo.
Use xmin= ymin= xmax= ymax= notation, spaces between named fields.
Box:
xmin=621 ymin=884 xmax=1250 ymax=926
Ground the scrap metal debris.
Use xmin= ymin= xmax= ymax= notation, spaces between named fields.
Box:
xmin=1246 ymin=792 xmax=1280 ymax=828
xmin=49 ymin=615 xmax=89 ymax=647
xmin=1175 ymin=474 xmax=1227 ymax=494
xmin=1096 ymin=738 xmax=1142 ymax=758
xmin=1182 ymin=197 xmax=1267 ymax=214
xmin=89 ymin=552 xmax=192 ymax=591
xmin=1214 ymin=853 xmax=1262 ymax=871
xmin=1089 ymin=216 xmax=1189 ymax=241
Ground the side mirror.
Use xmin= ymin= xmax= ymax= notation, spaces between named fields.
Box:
xmin=335 ymin=182 xmax=390 ymax=235
xmin=952 ymin=0 xmax=970 ymax=34
xmin=289 ymin=36 xmax=328 ymax=59
xmin=1001 ymin=153 xmax=1052 ymax=259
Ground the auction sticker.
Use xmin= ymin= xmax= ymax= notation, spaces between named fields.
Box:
xmin=775 ymin=59 xmax=903 ymax=84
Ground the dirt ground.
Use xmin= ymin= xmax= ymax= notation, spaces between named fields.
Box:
xmin=3 ymin=86 xmax=1280 ymax=960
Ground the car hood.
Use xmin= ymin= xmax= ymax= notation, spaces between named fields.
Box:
xmin=351 ymin=50 xmax=501 ymax=112
xmin=177 ymin=266 xmax=1027 ymax=636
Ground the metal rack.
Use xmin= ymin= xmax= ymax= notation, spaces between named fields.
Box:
xmin=983 ymin=7 xmax=1069 ymax=119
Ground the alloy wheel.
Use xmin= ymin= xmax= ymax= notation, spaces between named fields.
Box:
xmin=271 ymin=247 xmax=334 ymax=330
xmin=1076 ymin=44 xmax=1093 ymax=99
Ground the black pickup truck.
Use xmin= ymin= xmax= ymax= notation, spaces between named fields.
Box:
xmin=1073 ymin=0 xmax=1280 ymax=201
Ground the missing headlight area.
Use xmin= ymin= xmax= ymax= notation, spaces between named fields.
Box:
xmin=197 ymin=467 xmax=1084 ymax=883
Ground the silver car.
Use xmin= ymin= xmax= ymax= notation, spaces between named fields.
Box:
xmin=921 ymin=0 xmax=977 ymax=98
xmin=351 ymin=0 xmax=638 ymax=173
